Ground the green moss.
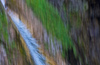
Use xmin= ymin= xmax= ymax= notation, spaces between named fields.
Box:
xmin=0 ymin=3 xmax=17 ymax=64
xmin=0 ymin=3 xmax=8 ymax=43
xmin=25 ymin=0 xmax=77 ymax=58
xmin=10 ymin=41 xmax=17 ymax=49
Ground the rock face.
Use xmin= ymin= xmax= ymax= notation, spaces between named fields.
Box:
xmin=48 ymin=0 xmax=100 ymax=65
xmin=84 ymin=0 xmax=100 ymax=65
xmin=0 ymin=45 xmax=8 ymax=65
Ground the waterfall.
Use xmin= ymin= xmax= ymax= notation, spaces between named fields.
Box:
xmin=1 ymin=0 xmax=46 ymax=65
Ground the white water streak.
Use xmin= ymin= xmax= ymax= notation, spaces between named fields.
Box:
xmin=1 ymin=0 xmax=46 ymax=65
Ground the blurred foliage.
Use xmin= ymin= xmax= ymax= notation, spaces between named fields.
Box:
xmin=26 ymin=0 xmax=77 ymax=58
xmin=0 ymin=3 xmax=12 ymax=64
xmin=0 ymin=3 xmax=8 ymax=43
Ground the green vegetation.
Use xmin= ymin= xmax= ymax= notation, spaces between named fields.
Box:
xmin=0 ymin=3 xmax=11 ymax=64
xmin=0 ymin=3 xmax=8 ymax=44
xmin=0 ymin=3 xmax=17 ymax=64
xmin=26 ymin=0 xmax=77 ymax=58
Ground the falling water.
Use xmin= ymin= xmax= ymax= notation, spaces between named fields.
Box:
xmin=1 ymin=0 xmax=46 ymax=65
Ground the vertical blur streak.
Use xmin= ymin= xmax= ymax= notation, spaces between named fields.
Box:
xmin=1 ymin=0 xmax=46 ymax=65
